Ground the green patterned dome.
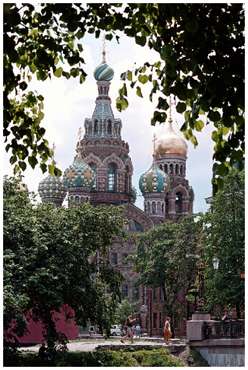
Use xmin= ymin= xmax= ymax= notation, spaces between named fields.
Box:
xmin=38 ymin=175 xmax=66 ymax=205
xmin=94 ymin=62 xmax=114 ymax=81
xmin=139 ymin=164 xmax=167 ymax=194
xmin=63 ymin=157 xmax=95 ymax=190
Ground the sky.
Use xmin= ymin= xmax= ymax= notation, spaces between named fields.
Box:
xmin=3 ymin=33 xmax=214 ymax=213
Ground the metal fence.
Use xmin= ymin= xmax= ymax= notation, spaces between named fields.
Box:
xmin=202 ymin=320 xmax=244 ymax=339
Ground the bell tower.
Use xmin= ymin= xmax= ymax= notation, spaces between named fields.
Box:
xmin=76 ymin=41 xmax=133 ymax=205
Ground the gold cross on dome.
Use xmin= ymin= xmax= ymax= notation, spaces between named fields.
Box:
xmin=102 ymin=32 xmax=106 ymax=63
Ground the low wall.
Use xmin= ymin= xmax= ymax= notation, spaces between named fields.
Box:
xmin=190 ymin=338 xmax=244 ymax=367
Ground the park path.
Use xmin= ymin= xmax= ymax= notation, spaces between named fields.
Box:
xmin=20 ymin=338 xmax=186 ymax=353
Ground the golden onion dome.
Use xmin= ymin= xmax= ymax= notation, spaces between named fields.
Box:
xmin=154 ymin=119 xmax=188 ymax=157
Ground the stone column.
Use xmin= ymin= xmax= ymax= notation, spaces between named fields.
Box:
xmin=168 ymin=195 xmax=176 ymax=217
xmin=98 ymin=167 xmax=107 ymax=191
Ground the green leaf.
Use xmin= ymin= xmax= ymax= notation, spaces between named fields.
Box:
xmin=195 ymin=120 xmax=204 ymax=132
xmin=135 ymin=35 xmax=146 ymax=46
xmin=54 ymin=67 xmax=63 ymax=78
xmin=216 ymin=163 xmax=229 ymax=176
xmin=116 ymin=97 xmax=129 ymax=112
xmin=127 ymin=70 xmax=132 ymax=81
xmin=190 ymin=135 xmax=198 ymax=146
xmin=212 ymin=131 xmax=219 ymax=142
xmin=70 ymin=68 xmax=79 ymax=77
xmin=136 ymin=86 xmax=143 ymax=98
xmin=40 ymin=163 xmax=47 ymax=173
xmin=138 ymin=74 xmax=149 ymax=84
xmin=157 ymin=97 xmax=169 ymax=111
xmin=19 ymin=81 xmax=27 ymax=90
xmin=28 ymin=156 xmax=38 ymax=169
xmin=208 ymin=110 xmax=221 ymax=122
xmin=176 ymin=102 xmax=186 ymax=113
xmin=119 ymin=83 xmax=127 ymax=97
xmin=19 ymin=161 xmax=26 ymax=171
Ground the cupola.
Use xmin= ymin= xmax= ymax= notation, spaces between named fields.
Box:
xmin=63 ymin=155 xmax=95 ymax=191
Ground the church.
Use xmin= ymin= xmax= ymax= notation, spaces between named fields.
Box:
xmin=37 ymin=48 xmax=194 ymax=337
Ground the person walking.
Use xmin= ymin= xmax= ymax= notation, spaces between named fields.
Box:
xmin=121 ymin=315 xmax=136 ymax=344
xmin=135 ymin=323 xmax=141 ymax=338
xmin=163 ymin=316 xmax=172 ymax=345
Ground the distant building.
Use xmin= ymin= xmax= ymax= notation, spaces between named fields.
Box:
xmin=37 ymin=48 xmax=195 ymax=338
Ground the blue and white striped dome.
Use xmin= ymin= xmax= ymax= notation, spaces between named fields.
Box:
xmin=94 ymin=62 xmax=114 ymax=81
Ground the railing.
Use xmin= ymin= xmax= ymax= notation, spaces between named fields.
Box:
xmin=202 ymin=320 xmax=244 ymax=339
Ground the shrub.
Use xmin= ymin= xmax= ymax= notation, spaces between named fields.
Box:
xmin=4 ymin=348 xmax=185 ymax=367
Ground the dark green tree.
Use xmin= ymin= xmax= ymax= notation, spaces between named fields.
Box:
xmin=203 ymin=169 xmax=244 ymax=317
xmin=4 ymin=4 xmax=244 ymax=190
xmin=135 ymin=216 xmax=202 ymax=325
xmin=4 ymin=177 xmax=124 ymax=349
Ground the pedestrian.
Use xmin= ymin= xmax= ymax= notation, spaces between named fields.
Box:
xmin=222 ymin=310 xmax=229 ymax=321
xmin=163 ymin=316 xmax=172 ymax=345
xmin=120 ymin=314 xmax=136 ymax=343
xmin=135 ymin=323 xmax=141 ymax=338
xmin=38 ymin=342 xmax=49 ymax=361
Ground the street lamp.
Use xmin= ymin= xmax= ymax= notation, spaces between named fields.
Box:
xmin=212 ymin=257 xmax=220 ymax=270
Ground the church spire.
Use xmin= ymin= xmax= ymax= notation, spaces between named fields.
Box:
xmin=102 ymin=33 xmax=106 ymax=63
xmin=168 ymin=95 xmax=173 ymax=129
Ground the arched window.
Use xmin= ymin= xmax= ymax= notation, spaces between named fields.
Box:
xmin=88 ymin=123 xmax=92 ymax=136
xmin=175 ymin=192 xmax=183 ymax=213
xmin=175 ymin=164 xmax=179 ymax=175
xmin=159 ymin=164 xmax=163 ymax=171
xmin=169 ymin=163 xmax=173 ymax=174
xmin=75 ymin=196 xmax=79 ymax=203
xmin=107 ymin=120 xmax=112 ymax=135
xmin=162 ymin=203 xmax=164 ymax=214
xmin=144 ymin=203 xmax=147 ymax=213
xmin=157 ymin=202 xmax=161 ymax=214
xmin=94 ymin=120 xmax=98 ymax=135
xmin=152 ymin=201 xmax=156 ymax=214
xmin=89 ymin=163 xmax=97 ymax=190
xmin=164 ymin=164 xmax=168 ymax=173
xmin=108 ymin=163 xmax=117 ymax=192
xmin=122 ymin=284 xmax=129 ymax=298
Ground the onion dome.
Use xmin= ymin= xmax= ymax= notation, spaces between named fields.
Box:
xmin=139 ymin=164 xmax=167 ymax=194
xmin=154 ymin=120 xmax=188 ymax=157
xmin=94 ymin=42 xmax=114 ymax=81
xmin=94 ymin=62 xmax=114 ymax=81
xmin=63 ymin=156 xmax=95 ymax=190
xmin=38 ymin=175 xmax=66 ymax=205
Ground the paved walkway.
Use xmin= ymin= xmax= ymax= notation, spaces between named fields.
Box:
xmin=20 ymin=338 xmax=186 ymax=353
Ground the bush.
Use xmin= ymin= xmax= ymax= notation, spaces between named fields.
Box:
xmin=4 ymin=348 xmax=184 ymax=367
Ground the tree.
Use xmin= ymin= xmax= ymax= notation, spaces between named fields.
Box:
xmin=114 ymin=299 xmax=136 ymax=326
xmin=135 ymin=216 xmax=202 ymax=325
xmin=203 ymin=169 xmax=244 ymax=317
xmin=4 ymin=177 xmax=124 ymax=349
xmin=4 ymin=4 xmax=244 ymax=191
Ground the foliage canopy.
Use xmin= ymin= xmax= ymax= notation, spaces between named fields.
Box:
xmin=4 ymin=177 xmax=124 ymax=348
xmin=4 ymin=3 xmax=244 ymax=191
xmin=203 ymin=169 xmax=244 ymax=317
